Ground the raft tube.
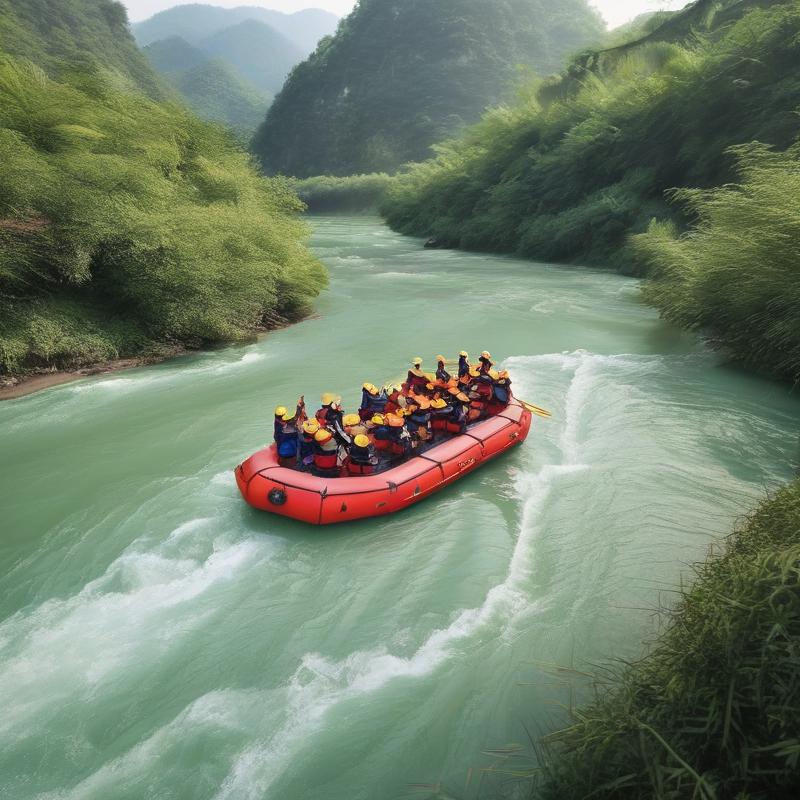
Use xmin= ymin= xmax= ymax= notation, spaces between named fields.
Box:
xmin=235 ymin=399 xmax=532 ymax=525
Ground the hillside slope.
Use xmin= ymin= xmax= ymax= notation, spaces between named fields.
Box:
xmin=144 ymin=36 xmax=271 ymax=133
xmin=0 ymin=0 xmax=324 ymax=378
xmin=382 ymin=0 xmax=800 ymax=380
xmin=383 ymin=0 xmax=799 ymax=265
xmin=200 ymin=19 xmax=302 ymax=93
xmin=132 ymin=4 xmax=338 ymax=56
xmin=0 ymin=0 xmax=162 ymax=96
xmin=252 ymin=0 xmax=605 ymax=177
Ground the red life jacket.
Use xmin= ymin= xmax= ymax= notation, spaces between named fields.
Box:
xmin=407 ymin=370 xmax=428 ymax=391
xmin=347 ymin=462 xmax=375 ymax=476
xmin=314 ymin=448 xmax=338 ymax=470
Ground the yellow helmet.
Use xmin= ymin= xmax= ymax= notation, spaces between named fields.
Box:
xmin=303 ymin=419 xmax=320 ymax=435
xmin=315 ymin=429 xmax=333 ymax=444
xmin=436 ymin=355 xmax=446 ymax=363
xmin=371 ymin=414 xmax=385 ymax=425
xmin=343 ymin=413 xmax=361 ymax=427
xmin=459 ymin=351 xmax=469 ymax=358
xmin=354 ymin=434 xmax=370 ymax=448
xmin=499 ymin=370 xmax=509 ymax=379
xmin=321 ymin=392 xmax=341 ymax=406
xmin=281 ymin=411 xmax=296 ymax=422
xmin=481 ymin=351 xmax=492 ymax=360
xmin=362 ymin=382 xmax=373 ymax=391
xmin=275 ymin=406 xmax=288 ymax=417
xmin=413 ymin=357 xmax=423 ymax=366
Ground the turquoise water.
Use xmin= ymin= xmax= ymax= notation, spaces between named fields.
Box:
xmin=0 ymin=216 xmax=797 ymax=799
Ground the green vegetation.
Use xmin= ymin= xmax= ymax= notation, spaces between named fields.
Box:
xmin=636 ymin=143 xmax=800 ymax=383
xmin=291 ymin=173 xmax=393 ymax=213
xmin=144 ymin=37 xmax=270 ymax=135
xmin=0 ymin=1 xmax=324 ymax=377
xmin=382 ymin=0 xmax=800 ymax=273
xmin=0 ymin=0 xmax=163 ymax=96
xmin=536 ymin=481 xmax=800 ymax=800
xmin=253 ymin=0 xmax=604 ymax=177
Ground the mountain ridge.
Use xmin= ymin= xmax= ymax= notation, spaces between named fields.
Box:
xmin=252 ymin=0 xmax=605 ymax=177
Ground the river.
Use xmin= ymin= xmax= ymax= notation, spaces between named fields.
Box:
xmin=1 ymin=216 xmax=797 ymax=799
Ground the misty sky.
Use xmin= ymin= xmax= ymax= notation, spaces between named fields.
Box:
xmin=121 ymin=0 xmax=689 ymax=29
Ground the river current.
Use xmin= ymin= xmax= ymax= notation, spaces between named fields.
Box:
xmin=1 ymin=216 xmax=797 ymax=799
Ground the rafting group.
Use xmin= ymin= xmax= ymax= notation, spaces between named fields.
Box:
xmin=272 ymin=351 xmax=514 ymax=478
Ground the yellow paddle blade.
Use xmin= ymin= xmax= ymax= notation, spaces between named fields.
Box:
xmin=519 ymin=399 xmax=552 ymax=419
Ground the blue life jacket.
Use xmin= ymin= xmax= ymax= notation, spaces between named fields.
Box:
xmin=277 ymin=426 xmax=298 ymax=458
xmin=299 ymin=434 xmax=315 ymax=460
xmin=373 ymin=424 xmax=391 ymax=441
xmin=368 ymin=392 xmax=388 ymax=413
xmin=493 ymin=385 xmax=510 ymax=404
xmin=458 ymin=356 xmax=469 ymax=377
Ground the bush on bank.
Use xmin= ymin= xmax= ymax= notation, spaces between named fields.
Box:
xmin=0 ymin=55 xmax=325 ymax=376
xmin=535 ymin=481 xmax=800 ymax=800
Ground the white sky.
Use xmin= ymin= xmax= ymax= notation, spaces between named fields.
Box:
xmin=121 ymin=0 xmax=689 ymax=30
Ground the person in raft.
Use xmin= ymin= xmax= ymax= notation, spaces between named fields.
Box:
xmin=405 ymin=358 xmax=429 ymax=394
xmin=435 ymin=356 xmax=451 ymax=384
xmin=458 ymin=351 xmax=471 ymax=386
xmin=274 ymin=350 xmax=510 ymax=474
xmin=275 ymin=397 xmax=306 ymax=467
xmin=345 ymin=434 xmax=379 ymax=476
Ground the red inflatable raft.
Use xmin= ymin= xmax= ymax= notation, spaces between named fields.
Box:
xmin=235 ymin=399 xmax=532 ymax=525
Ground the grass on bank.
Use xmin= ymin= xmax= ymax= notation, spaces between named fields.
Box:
xmin=635 ymin=141 xmax=800 ymax=384
xmin=531 ymin=481 xmax=800 ymax=800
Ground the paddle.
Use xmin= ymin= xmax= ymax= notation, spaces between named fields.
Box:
xmin=518 ymin=399 xmax=552 ymax=419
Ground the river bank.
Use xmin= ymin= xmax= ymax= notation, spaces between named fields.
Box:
xmin=0 ymin=352 xmax=185 ymax=401
xmin=0 ymin=314 xmax=318 ymax=401
xmin=536 ymin=481 xmax=800 ymax=800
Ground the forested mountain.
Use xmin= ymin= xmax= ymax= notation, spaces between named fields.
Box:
xmin=252 ymin=0 xmax=605 ymax=177
xmin=136 ymin=4 xmax=333 ymax=134
xmin=383 ymin=0 xmax=800 ymax=380
xmin=0 ymin=0 xmax=323 ymax=378
xmin=0 ymin=0 xmax=162 ymax=96
xmin=200 ymin=20 xmax=302 ymax=93
xmin=145 ymin=36 xmax=271 ymax=133
xmin=132 ymin=4 xmax=339 ymax=56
